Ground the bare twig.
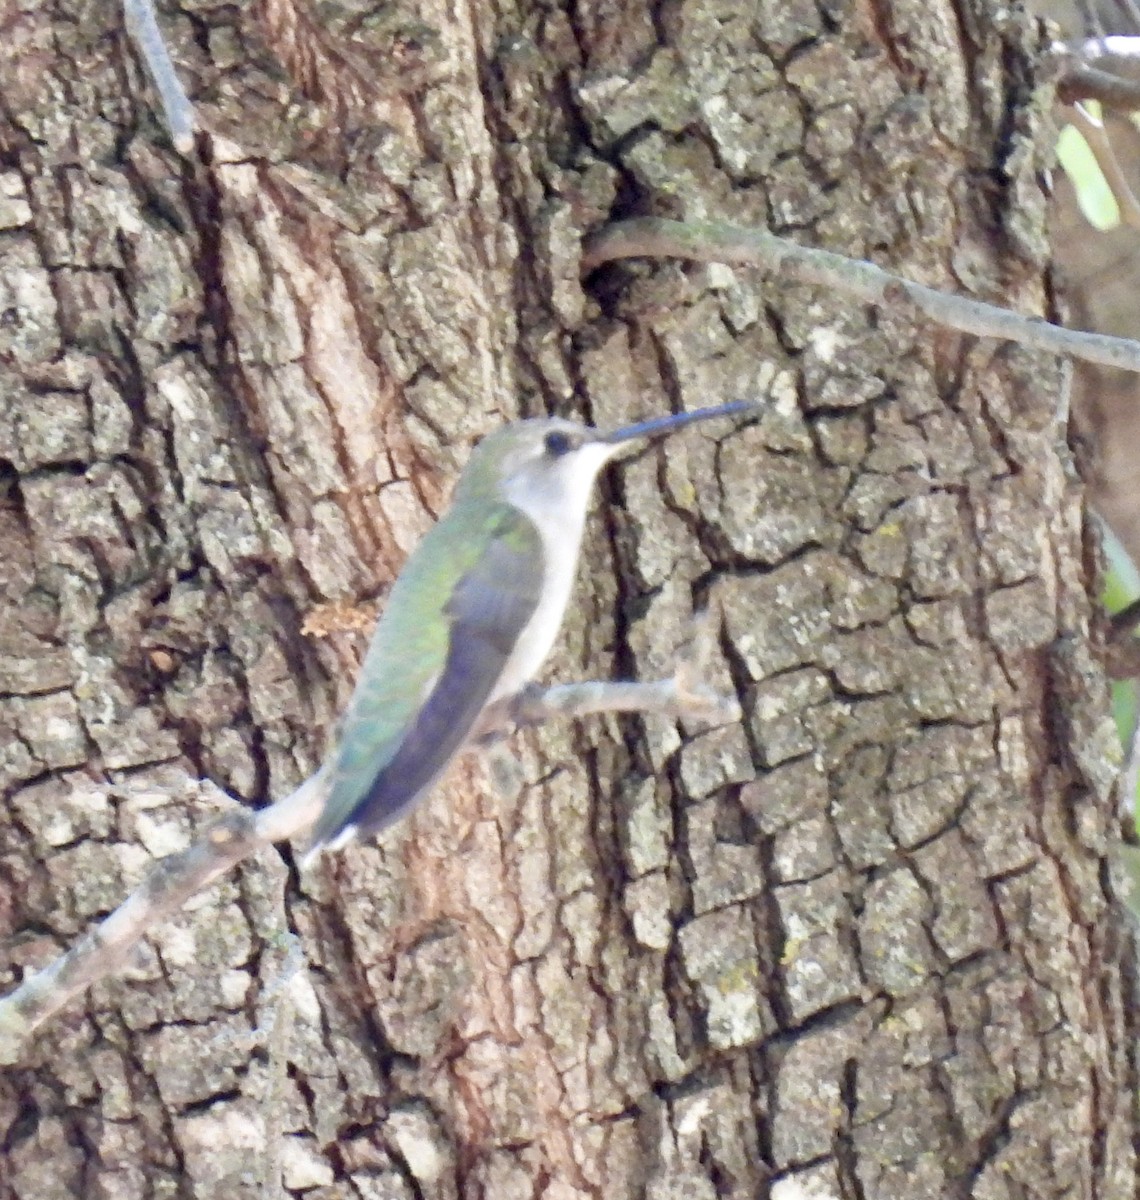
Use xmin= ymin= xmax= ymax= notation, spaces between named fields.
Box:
xmin=1109 ymin=0 xmax=1140 ymax=36
xmin=511 ymin=610 xmax=739 ymax=728
xmin=1064 ymin=102 xmax=1140 ymax=230
xmin=1057 ymin=62 xmax=1140 ymax=111
xmin=512 ymin=675 xmax=741 ymax=727
xmin=581 ymin=217 xmax=1140 ymax=376
xmin=1073 ymin=0 xmax=1108 ymax=41
xmin=123 ymin=0 xmax=196 ymax=152
xmin=0 ymin=771 xmax=327 ymax=1065
xmin=0 ymin=662 xmax=737 ymax=1063
xmin=1072 ymin=35 xmax=1140 ymax=63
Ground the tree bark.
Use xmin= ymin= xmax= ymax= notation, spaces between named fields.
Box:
xmin=0 ymin=1 xmax=1135 ymax=1198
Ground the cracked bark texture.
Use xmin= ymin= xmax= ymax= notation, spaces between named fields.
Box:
xmin=0 ymin=0 xmax=1135 ymax=1198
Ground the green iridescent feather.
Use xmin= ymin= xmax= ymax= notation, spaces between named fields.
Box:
xmin=308 ymin=497 xmax=544 ymax=846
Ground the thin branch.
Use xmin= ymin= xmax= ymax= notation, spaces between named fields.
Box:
xmin=122 ymin=0 xmax=196 ymax=152
xmin=0 ymin=663 xmax=736 ymax=1063
xmin=508 ymin=608 xmax=740 ymax=728
xmin=1072 ymin=35 xmax=1140 ymax=63
xmin=1055 ymin=35 xmax=1140 ymax=108
xmin=1109 ymin=0 xmax=1140 ymax=35
xmin=0 ymin=771 xmax=326 ymax=1065
xmin=581 ymin=217 xmax=1140 ymax=376
xmin=1064 ymin=102 xmax=1140 ymax=230
xmin=512 ymin=676 xmax=741 ymax=727
xmin=1074 ymin=0 xmax=1108 ymax=41
xmin=1057 ymin=62 xmax=1140 ymax=111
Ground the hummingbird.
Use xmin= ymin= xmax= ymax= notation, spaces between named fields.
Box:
xmin=302 ymin=400 xmax=754 ymax=860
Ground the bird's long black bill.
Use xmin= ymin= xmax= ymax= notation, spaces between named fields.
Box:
xmin=600 ymin=399 xmax=760 ymax=445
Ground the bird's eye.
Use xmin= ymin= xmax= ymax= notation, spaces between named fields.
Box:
xmin=544 ymin=431 xmax=574 ymax=457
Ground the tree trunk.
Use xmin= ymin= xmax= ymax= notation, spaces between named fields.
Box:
xmin=0 ymin=1 xmax=1135 ymax=1198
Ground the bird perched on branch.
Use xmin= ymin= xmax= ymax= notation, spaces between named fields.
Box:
xmin=302 ymin=401 xmax=755 ymax=861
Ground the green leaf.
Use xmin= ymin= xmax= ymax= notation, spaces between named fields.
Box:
xmin=1057 ymin=123 xmax=1121 ymax=232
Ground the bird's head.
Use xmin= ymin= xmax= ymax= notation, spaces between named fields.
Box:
xmin=454 ymin=402 xmax=757 ymax=515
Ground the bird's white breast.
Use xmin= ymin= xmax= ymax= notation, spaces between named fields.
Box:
xmin=493 ymin=447 xmax=609 ymax=700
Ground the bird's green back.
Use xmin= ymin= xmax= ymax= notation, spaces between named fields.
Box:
xmin=313 ymin=497 xmax=541 ymax=841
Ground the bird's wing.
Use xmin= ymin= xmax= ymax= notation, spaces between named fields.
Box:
xmin=307 ymin=504 xmax=544 ymax=851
